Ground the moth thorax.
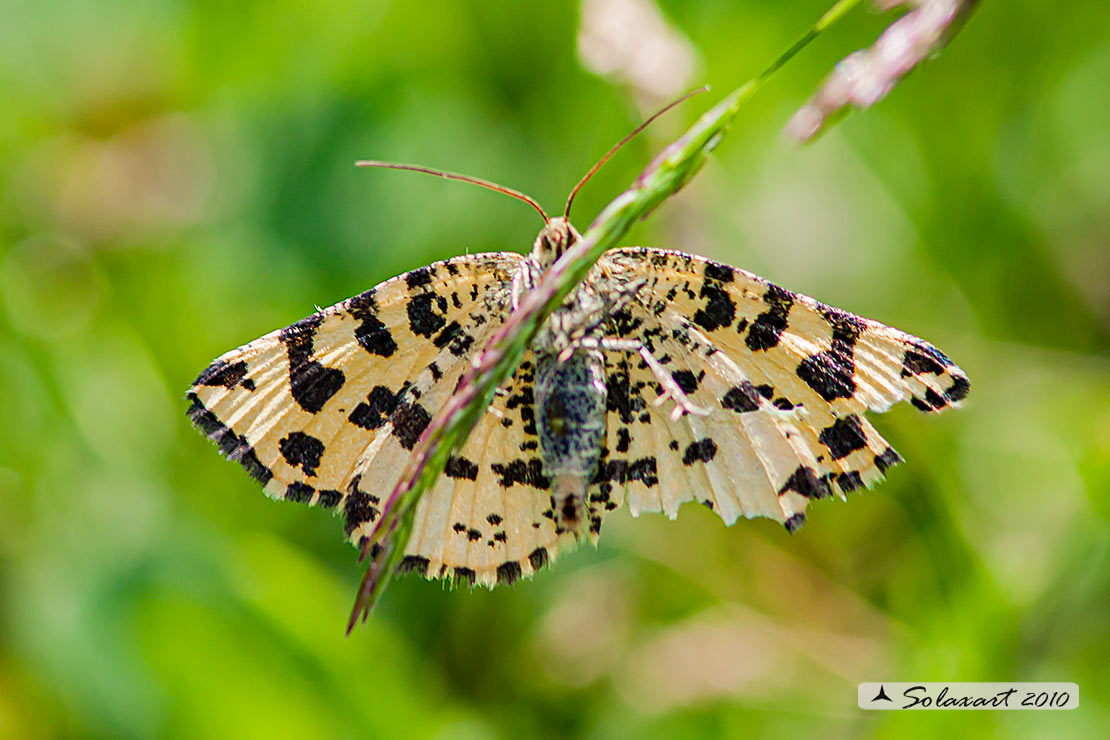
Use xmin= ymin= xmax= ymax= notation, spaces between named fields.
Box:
xmin=532 ymin=216 xmax=582 ymax=269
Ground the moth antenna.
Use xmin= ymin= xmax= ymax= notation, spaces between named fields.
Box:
xmin=357 ymin=160 xmax=548 ymax=224
xmin=563 ymin=85 xmax=710 ymax=220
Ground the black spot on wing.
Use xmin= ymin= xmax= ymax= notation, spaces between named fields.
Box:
xmin=836 ymin=471 xmax=863 ymax=492
xmin=343 ymin=489 xmax=380 ymax=536
xmin=946 ymin=375 xmax=970 ymax=403
xmin=818 ymin=414 xmax=868 ymax=460
xmin=721 ymin=381 xmax=761 ymax=413
xmin=605 ymin=370 xmax=645 ymax=425
xmin=528 ymin=547 xmax=549 ymax=571
xmin=503 ymin=384 xmax=534 ymax=411
xmin=874 ymin=447 xmax=903 ymax=473
xmin=630 ymin=457 xmax=660 ymax=487
xmin=193 ymin=359 xmax=248 ymax=389
xmin=449 ymin=333 xmax=475 ymax=358
xmin=692 ymin=282 xmax=736 ymax=332
xmin=291 ymin=364 xmax=345 ymax=414
xmin=453 ymin=567 xmax=476 ymax=586
xmin=280 ymin=314 xmax=346 ymax=413
xmin=187 ymin=394 xmax=273 ymax=486
xmin=901 ymin=343 xmax=952 ymax=378
xmin=349 ymin=385 xmax=401 ymax=430
xmin=497 ymin=561 xmax=522 ymax=585
xmin=615 ymin=427 xmax=631 ymax=454
xmin=279 ymin=432 xmax=325 ymax=476
xmin=682 ymin=438 xmax=718 ymax=465
xmin=593 ymin=457 xmax=659 ymax=487
xmin=745 ymin=283 xmax=794 ymax=351
xmin=432 ymin=321 xmax=462 ymax=349
xmin=607 ymin=308 xmax=644 ymax=339
xmin=346 ymin=292 xmax=398 ymax=358
xmin=317 ymin=489 xmax=342 ymax=508
xmin=796 ymin=308 xmax=865 ymax=403
xmin=703 ymin=261 xmax=734 ymax=283
xmin=407 ymin=293 xmax=448 ymax=337
xmin=430 ymin=320 xmax=477 ymax=358
xmin=490 ymin=458 xmax=551 ymax=489
xmin=444 ymin=456 xmax=479 ymax=480
xmin=784 ymin=513 xmax=806 ymax=533
xmin=279 ymin=314 xmax=323 ymax=355
xmin=398 ymin=555 xmax=430 ymax=576
xmin=355 ymin=314 xmax=397 ymax=358
xmin=486 ymin=513 xmax=503 ymax=525
xmin=285 ymin=481 xmax=314 ymax=503
xmin=405 ymin=266 xmax=434 ymax=289
xmin=924 ymin=388 xmax=947 ymax=410
xmin=906 ymin=351 xmax=969 ymax=407
xmin=391 ymin=398 xmax=432 ymax=450
xmin=778 ymin=465 xmax=833 ymax=499
xmin=822 ymin=305 xmax=867 ymax=339
xmin=346 ymin=474 xmax=379 ymax=504
xmin=671 ymin=369 xmax=700 ymax=395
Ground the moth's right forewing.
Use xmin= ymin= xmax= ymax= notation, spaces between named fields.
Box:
xmin=187 ymin=252 xmax=523 ymax=516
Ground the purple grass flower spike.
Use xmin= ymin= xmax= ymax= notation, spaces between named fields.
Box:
xmin=787 ymin=0 xmax=981 ymax=142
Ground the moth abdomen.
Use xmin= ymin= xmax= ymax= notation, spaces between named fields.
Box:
xmin=535 ymin=349 xmax=608 ymax=537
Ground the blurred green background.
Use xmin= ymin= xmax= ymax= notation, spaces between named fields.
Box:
xmin=1 ymin=0 xmax=1107 ymax=738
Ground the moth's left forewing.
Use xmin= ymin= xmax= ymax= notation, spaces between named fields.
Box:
xmin=595 ymin=247 xmax=969 ymax=531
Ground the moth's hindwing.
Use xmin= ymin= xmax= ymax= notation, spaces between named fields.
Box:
xmin=396 ymin=351 xmax=580 ymax=587
xmin=187 ymin=252 xmax=522 ymax=517
xmin=593 ymin=247 xmax=969 ymax=531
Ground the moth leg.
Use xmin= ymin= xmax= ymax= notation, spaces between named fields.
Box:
xmin=599 ymin=337 xmax=710 ymax=420
xmin=510 ymin=255 xmax=541 ymax=310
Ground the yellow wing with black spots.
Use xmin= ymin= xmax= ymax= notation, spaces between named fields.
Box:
xmin=187 ymin=252 xmax=523 ymax=515
xmin=591 ymin=247 xmax=968 ymax=531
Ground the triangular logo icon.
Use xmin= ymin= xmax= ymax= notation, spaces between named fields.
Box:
xmin=872 ymin=685 xmax=893 ymax=702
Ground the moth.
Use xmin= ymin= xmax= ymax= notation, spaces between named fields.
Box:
xmin=188 ymin=121 xmax=969 ymax=591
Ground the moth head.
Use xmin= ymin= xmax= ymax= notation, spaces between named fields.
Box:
xmin=532 ymin=217 xmax=581 ymax=269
